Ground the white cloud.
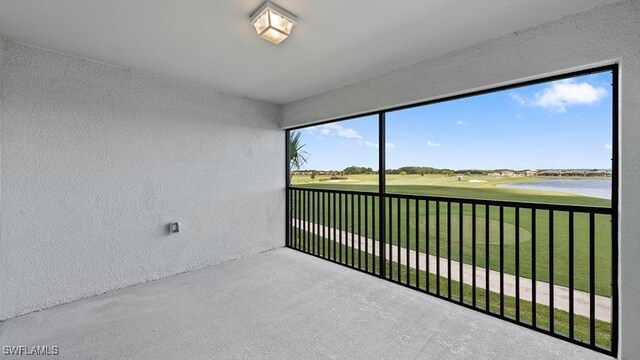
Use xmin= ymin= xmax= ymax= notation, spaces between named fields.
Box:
xmin=511 ymin=79 xmax=607 ymax=112
xmin=511 ymin=94 xmax=527 ymax=106
xmin=427 ymin=140 xmax=440 ymax=147
xmin=321 ymin=123 xmax=363 ymax=139
xmin=386 ymin=142 xmax=395 ymax=149
xmin=305 ymin=123 xmax=363 ymax=139
xmin=456 ymin=120 xmax=469 ymax=127
xmin=604 ymin=144 xmax=612 ymax=150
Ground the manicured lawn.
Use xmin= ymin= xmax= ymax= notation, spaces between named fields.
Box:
xmin=292 ymin=231 xmax=612 ymax=349
xmin=290 ymin=174 xmax=613 ymax=297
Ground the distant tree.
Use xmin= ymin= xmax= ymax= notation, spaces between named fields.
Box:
xmin=310 ymin=171 xmax=317 ymax=182
xmin=343 ymin=166 xmax=374 ymax=175
xmin=400 ymin=171 xmax=407 ymax=176
xmin=420 ymin=171 xmax=425 ymax=177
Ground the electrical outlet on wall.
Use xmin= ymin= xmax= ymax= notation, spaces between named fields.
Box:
xmin=169 ymin=222 xmax=180 ymax=234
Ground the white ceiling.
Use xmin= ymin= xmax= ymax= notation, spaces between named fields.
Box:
xmin=0 ymin=0 xmax=617 ymax=104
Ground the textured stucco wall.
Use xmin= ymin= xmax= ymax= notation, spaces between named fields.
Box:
xmin=0 ymin=37 xmax=4 ymax=318
xmin=0 ymin=40 xmax=284 ymax=321
xmin=281 ymin=1 xmax=640 ymax=357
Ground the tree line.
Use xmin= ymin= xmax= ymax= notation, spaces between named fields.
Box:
xmin=294 ymin=166 xmax=492 ymax=175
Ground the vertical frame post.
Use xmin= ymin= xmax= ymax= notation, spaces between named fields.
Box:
xmin=285 ymin=129 xmax=291 ymax=248
xmin=611 ymin=64 xmax=619 ymax=356
xmin=378 ymin=112 xmax=386 ymax=278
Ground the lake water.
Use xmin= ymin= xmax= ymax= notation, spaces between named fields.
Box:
xmin=498 ymin=179 xmax=611 ymax=199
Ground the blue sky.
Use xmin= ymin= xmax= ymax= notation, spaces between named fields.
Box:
xmin=298 ymin=71 xmax=612 ymax=171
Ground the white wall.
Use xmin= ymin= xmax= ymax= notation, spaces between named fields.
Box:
xmin=281 ymin=1 xmax=640 ymax=357
xmin=0 ymin=39 xmax=285 ymax=321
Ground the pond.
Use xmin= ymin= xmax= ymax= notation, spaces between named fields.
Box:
xmin=497 ymin=178 xmax=611 ymax=199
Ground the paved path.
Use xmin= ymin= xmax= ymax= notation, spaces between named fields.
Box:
xmin=292 ymin=219 xmax=612 ymax=322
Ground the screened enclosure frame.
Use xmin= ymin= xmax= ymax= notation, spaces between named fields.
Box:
xmin=285 ymin=64 xmax=619 ymax=356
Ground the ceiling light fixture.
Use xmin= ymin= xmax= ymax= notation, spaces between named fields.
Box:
xmin=249 ymin=1 xmax=297 ymax=45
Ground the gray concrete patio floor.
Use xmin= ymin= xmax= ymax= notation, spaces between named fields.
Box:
xmin=0 ymin=248 xmax=610 ymax=359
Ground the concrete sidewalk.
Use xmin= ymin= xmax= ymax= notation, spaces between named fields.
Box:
xmin=293 ymin=219 xmax=612 ymax=322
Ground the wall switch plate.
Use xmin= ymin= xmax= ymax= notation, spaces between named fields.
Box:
xmin=169 ymin=222 xmax=180 ymax=233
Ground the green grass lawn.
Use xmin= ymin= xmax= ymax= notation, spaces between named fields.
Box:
xmin=291 ymin=230 xmax=612 ymax=349
xmin=290 ymin=174 xmax=613 ymax=297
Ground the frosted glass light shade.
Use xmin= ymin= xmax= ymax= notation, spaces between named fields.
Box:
xmin=250 ymin=2 xmax=297 ymax=45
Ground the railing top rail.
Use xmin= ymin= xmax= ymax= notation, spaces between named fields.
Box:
xmin=287 ymin=186 xmax=612 ymax=214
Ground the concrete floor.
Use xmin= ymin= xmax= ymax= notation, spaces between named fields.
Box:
xmin=0 ymin=248 xmax=610 ymax=360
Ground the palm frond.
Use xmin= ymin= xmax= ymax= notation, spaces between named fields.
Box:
xmin=289 ymin=130 xmax=309 ymax=172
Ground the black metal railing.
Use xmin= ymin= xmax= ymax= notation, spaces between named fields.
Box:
xmin=286 ymin=187 xmax=616 ymax=355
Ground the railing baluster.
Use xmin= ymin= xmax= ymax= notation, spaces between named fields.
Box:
xmin=447 ymin=201 xmax=452 ymax=299
xmin=389 ymin=197 xmax=393 ymax=280
xmin=308 ymin=190 xmax=312 ymax=253
xmin=500 ymin=205 xmax=504 ymax=317
xmin=351 ymin=193 xmax=355 ymax=267
xmin=426 ymin=200 xmax=430 ymax=292
xmin=307 ymin=190 xmax=314 ymax=254
xmin=345 ymin=193 xmax=349 ymax=264
xmin=299 ymin=190 xmax=302 ymax=250
xmin=300 ymin=190 xmax=307 ymax=251
xmin=372 ymin=196 xmax=376 ymax=274
xmin=339 ymin=193 xmax=343 ymax=262
xmin=292 ymin=190 xmax=295 ymax=249
xmin=292 ymin=189 xmax=295 ymax=249
xmin=436 ymin=201 xmax=440 ymax=296
xmin=286 ymin=189 xmax=290 ymax=247
xmin=358 ymin=194 xmax=362 ymax=269
xmin=323 ymin=193 xmax=326 ymax=258
xmin=589 ymin=212 xmax=596 ymax=346
xmin=416 ymin=199 xmax=420 ymax=289
xmin=406 ymin=198 xmax=410 ymax=285
xmin=312 ymin=190 xmax=315 ymax=254
xmin=397 ymin=197 xmax=401 ymax=283
xmin=305 ymin=190 xmax=309 ymax=253
xmin=459 ymin=202 xmax=463 ymax=302
xmin=472 ymin=203 xmax=477 ymax=307
xmin=365 ymin=195 xmax=369 ymax=272
xmin=300 ymin=189 xmax=303 ymax=250
xmin=485 ymin=205 xmax=490 ymax=312
xmin=317 ymin=191 xmax=320 ymax=256
xmin=515 ymin=207 xmax=520 ymax=322
xmin=333 ymin=192 xmax=337 ymax=261
xmin=378 ymin=194 xmax=385 ymax=278
xmin=569 ymin=211 xmax=575 ymax=340
xmin=532 ymin=208 xmax=537 ymax=327
xmin=311 ymin=191 xmax=314 ymax=254
xmin=313 ymin=191 xmax=320 ymax=255
xmin=549 ymin=210 xmax=555 ymax=333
